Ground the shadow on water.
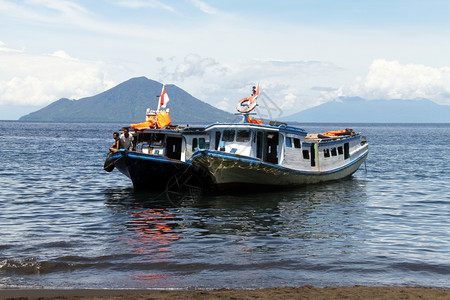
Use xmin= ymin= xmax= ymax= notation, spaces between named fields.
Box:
xmin=104 ymin=171 xmax=369 ymax=207
xmin=103 ymin=186 xmax=168 ymax=209
xmin=102 ymin=176 xmax=369 ymax=241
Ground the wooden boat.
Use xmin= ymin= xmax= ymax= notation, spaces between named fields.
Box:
xmin=191 ymin=85 xmax=369 ymax=191
xmin=104 ymin=85 xmax=211 ymax=192
xmin=106 ymin=126 xmax=210 ymax=190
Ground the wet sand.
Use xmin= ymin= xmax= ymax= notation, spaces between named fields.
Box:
xmin=1 ymin=286 xmax=449 ymax=300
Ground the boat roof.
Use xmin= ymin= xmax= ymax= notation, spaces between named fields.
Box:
xmin=205 ymin=122 xmax=307 ymax=136
xmin=129 ymin=126 xmax=207 ymax=135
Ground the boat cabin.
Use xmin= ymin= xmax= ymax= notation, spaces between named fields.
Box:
xmin=130 ymin=126 xmax=209 ymax=162
xmin=204 ymin=122 xmax=367 ymax=172
xmin=205 ymin=123 xmax=305 ymax=164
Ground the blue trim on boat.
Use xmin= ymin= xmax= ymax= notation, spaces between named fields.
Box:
xmin=278 ymin=125 xmax=307 ymax=136
xmin=110 ymin=150 xmax=190 ymax=166
xmin=127 ymin=151 xmax=190 ymax=166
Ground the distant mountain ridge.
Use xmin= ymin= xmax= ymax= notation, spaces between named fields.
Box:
xmin=282 ymin=97 xmax=450 ymax=123
xmin=19 ymin=79 xmax=450 ymax=123
xmin=19 ymin=77 xmax=235 ymax=123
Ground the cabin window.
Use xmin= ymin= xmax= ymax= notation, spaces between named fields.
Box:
xmin=166 ymin=136 xmax=182 ymax=160
xmin=331 ymin=148 xmax=337 ymax=156
xmin=310 ymin=144 xmax=316 ymax=167
xmin=256 ymin=131 xmax=263 ymax=159
xmin=286 ymin=137 xmax=292 ymax=148
xmin=222 ymin=130 xmax=235 ymax=142
xmin=150 ymin=134 xmax=164 ymax=146
xmin=302 ymin=150 xmax=310 ymax=159
xmin=293 ymin=138 xmax=301 ymax=149
xmin=139 ymin=133 xmax=152 ymax=143
xmin=324 ymin=148 xmax=330 ymax=158
xmin=265 ymin=132 xmax=279 ymax=164
xmin=236 ymin=130 xmax=251 ymax=142
xmin=215 ymin=131 xmax=221 ymax=150
xmin=338 ymin=146 xmax=343 ymax=155
xmin=192 ymin=138 xmax=198 ymax=151
xmin=199 ymin=138 xmax=206 ymax=149
xmin=344 ymin=142 xmax=350 ymax=159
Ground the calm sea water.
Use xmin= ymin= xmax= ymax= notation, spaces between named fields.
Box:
xmin=0 ymin=121 xmax=448 ymax=289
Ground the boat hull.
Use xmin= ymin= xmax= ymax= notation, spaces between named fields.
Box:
xmin=192 ymin=150 xmax=368 ymax=191
xmin=107 ymin=150 xmax=193 ymax=190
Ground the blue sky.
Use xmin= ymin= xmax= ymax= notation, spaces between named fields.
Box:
xmin=1 ymin=0 xmax=450 ymax=119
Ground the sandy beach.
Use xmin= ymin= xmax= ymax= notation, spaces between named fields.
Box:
xmin=1 ymin=286 xmax=449 ymax=300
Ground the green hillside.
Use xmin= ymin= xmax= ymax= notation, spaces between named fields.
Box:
xmin=19 ymin=77 xmax=235 ymax=123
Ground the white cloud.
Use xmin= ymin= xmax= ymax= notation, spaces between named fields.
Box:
xmin=0 ymin=0 xmax=162 ymax=39
xmin=328 ymin=59 xmax=450 ymax=105
xmin=189 ymin=0 xmax=217 ymax=14
xmin=113 ymin=0 xmax=175 ymax=12
xmin=282 ymin=93 xmax=297 ymax=109
xmin=156 ymin=55 xmax=342 ymax=114
xmin=172 ymin=54 xmax=225 ymax=80
xmin=215 ymin=99 xmax=230 ymax=111
xmin=2 ymin=0 xmax=92 ymax=25
xmin=51 ymin=50 xmax=75 ymax=60
xmin=0 ymin=41 xmax=24 ymax=53
xmin=0 ymin=48 xmax=115 ymax=106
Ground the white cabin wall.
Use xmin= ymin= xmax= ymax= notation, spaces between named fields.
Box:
xmin=222 ymin=141 xmax=252 ymax=156
xmin=283 ymin=148 xmax=305 ymax=169
xmin=184 ymin=136 xmax=194 ymax=160
xmin=214 ymin=128 xmax=253 ymax=156
xmin=251 ymin=130 xmax=257 ymax=158
xmin=184 ymin=135 xmax=209 ymax=160
xmin=282 ymin=134 xmax=311 ymax=170
xmin=181 ymin=138 xmax=187 ymax=161
xmin=278 ymin=134 xmax=285 ymax=164
xmin=318 ymin=144 xmax=343 ymax=171
xmin=317 ymin=135 xmax=365 ymax=172
xmin=350 ymin=136 xmax=369 ymax=159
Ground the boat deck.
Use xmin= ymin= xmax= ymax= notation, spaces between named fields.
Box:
xmin=304 ymin=130 xmax=356 ymax=141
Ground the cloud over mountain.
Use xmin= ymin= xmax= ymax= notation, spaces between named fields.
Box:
xmin=326 ymin=59 xmax=450 ymax=105
xmin=0 ymin=48 xmax=114 ymax=106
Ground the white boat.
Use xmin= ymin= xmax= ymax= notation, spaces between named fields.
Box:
xmin=192 ymin=85 xmax=369 ymax=191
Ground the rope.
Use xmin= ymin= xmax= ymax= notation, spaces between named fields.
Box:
xmin=150 ymin=162 xmax=211 ymax=207
xmin=152 ymin=163 xmax=196 ymax=205
xmin=3 ymin=155 xmax=124 ymax=202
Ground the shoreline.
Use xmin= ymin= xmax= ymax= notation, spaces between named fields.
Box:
xmin=1 ymin=286 xmax=449 ymax=300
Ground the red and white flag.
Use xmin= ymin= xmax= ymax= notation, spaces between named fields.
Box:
xmin=158 ymin=84 xmax=170 ymax=110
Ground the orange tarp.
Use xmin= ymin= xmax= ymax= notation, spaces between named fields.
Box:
xmin=156 ymin=110 xmax=171 ymax=128
xmin=321 ymin=129 xmax=354 ymax=136
xmin=247 ymin=116 xmax=263 ymax=124
xmin=130 ymin=118 xmax=155 ymax=130
xmin=130 ymin=111 xmax=171 ymax=130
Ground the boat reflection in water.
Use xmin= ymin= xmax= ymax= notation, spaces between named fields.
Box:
xmin=104 ymin=189 xmax=181 ymax=284
xmin=123 ymin=208 xmax=176 ymax=283
xmin=123 ymin=208 xmax=179 ymax=255
xmin=102 ymin=176 xmax=369 ymax=286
